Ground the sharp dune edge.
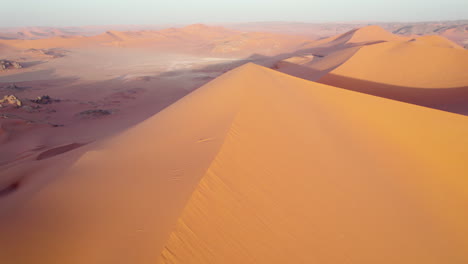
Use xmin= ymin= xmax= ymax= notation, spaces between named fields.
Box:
xmin=339 ymin=25 xmax=406 ymax=44
xmin=1 ymin=63 xmax=468 ymax=263
xmin=320 ymin=40 xmax=468 ymax=88
xmin=272 ymin=26 xmax=468 ymax=114
xmin=316 ymin=39 xmax=468 ymax=113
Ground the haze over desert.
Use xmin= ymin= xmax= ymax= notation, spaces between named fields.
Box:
xmin=1 ymin=0 xmax=468 ymax=263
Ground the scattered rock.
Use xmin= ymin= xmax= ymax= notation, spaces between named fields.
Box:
xmin=0 ymin=60 xmax=22 ymax=71
xmin=26 ymin=48 xmax=68 ymax=58
xmin=21 ymin=105 xmax=40 ymax=113
xmin=6 ymin=83 xmax=18 ymax=89
xmin=31 ymin=95 xmax=60 ymax=104
xmin=78 ymin=109 xmax=113 ymax=118
xmin=3 ymin=83 xmax=28 ymax=91
xmin=0 ymin=95 xmax=22 ymax=107
xmin=134 ymin=76 xmax=153 ymax=82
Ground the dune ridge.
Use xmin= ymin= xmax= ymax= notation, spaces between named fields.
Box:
xmin=1 ymin=63 xmax=467 ymax=263
xmin=271 ymin=26 xmax=468 ymax=114
xmin=158 ymin=63 xmax=468 ymax=264
xmin=320 ymin=40 xmax=468 ymax=88
xmin=317 ymin=40 xmax=468 ymax=113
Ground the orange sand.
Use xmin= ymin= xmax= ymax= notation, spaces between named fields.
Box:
xmin=0 ymin=24 xmax=309 ymax=57
xmin=1 ymin=23 xmax=468 ymax=264
xmin=271 ymin=26 xmax=468 ymax=114
xmin=1 ymin=63 xmax=468 ymax=264
xmin=320 ymin=40 xmax=468 ymax=88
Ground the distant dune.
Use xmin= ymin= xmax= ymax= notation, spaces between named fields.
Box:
xmin=222 ymin=20 xmax=468 ymax=48
xmin=337 ymin=25 xmax=406 ymax=45
xmin=2 ymin=21 xmax=467 ymax=48
xmin=409 ymin=35 xmax=464 ymax=49
xmin=0 ymin=24 xmax=310 ymax=57
xmin=317 ymin=38 xmax=468 ymax=113
xmin=271 ymin=26 xmax=468 ymax=114
xmin=320 ymin=40 xmax=468 ymax=88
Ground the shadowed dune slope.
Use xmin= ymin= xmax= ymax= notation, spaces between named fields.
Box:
xmin=273 ymin=46 xmax=362 ymax=81
xmin=1 ymin=63 xmax=468 ymax=264
xmin=0 ymin=65 xmax=251 ymax=263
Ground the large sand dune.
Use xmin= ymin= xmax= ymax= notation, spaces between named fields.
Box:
xmin=271 ymin=26 xmax=409 ymax=80
xmin=318 ymin=40 xmax=468 ymax=113
xmin=270 ymin=26 xmax=468 ymax=114
xmin=1 ymin=63 xmax=467 ymax=264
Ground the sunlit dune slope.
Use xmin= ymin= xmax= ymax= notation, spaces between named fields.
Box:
xmin=301 ymin=25 xmax=408 ymax=51
xmin=410 ymin=35 xmax=464 ymax=49
xmin=318 ymin=40 xmax=468 ymax=112
xmin=273 ymin=26 xmax=410 ymax=81
xmin=275 ymin=27 xmax=463 ymax=80
xmin=159 ymin=64 xmax=468 ymax=264
xmin=320 ymin=40 xmax=468 ymax=88
xmin=343 ymin=25 xmax=406 ymax=45
xmin=1 ymin=63 xmax=468 ymax=264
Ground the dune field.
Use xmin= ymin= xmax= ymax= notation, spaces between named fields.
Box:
xmin=1 ymin=23 xmax=467 ymax=264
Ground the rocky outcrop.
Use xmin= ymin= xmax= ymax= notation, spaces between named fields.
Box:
xmin=26 ymin=48 xmax=68 ymax=58
xmin=31 ymin=95 xmax=60 ymax=104
xmin=0 ymin=95 xmax=22 ymax=107
xmin=78 ymin=109 xmax=113 ymax=118
xmin=0 ymin=60 xmax=22 ymax=71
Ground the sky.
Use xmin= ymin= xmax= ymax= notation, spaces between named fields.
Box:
xmin=1 ymin=0 xmax=467 ymax=27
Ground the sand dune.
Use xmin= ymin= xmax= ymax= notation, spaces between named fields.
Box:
xmin=222 ymin=21 xmax=468 ymax=46
xmin=320 ymin=40 xmax=468 ymax=88
xmin=158 ymin=63 xmax=468 ymax=264
xmin=0 ymin=63 xmax=249 ymax=263
xmin=0 ymin=27 xmax=76 ymax=40
xmin=318 ymin=40 xmax=468 ymax=113
xmin=300 ymin=25 xmax=408 ymax=52
xmin=409 ymin=35 xmax=464 ymax=49
xmin=272 ymin=26 xmax=408 ymax=80
xmin=0 ymin=24 xmax=310 ymax=57
xmin=273 ymin=46 xmax=362 ymax=80
xmin=1 ymin=63 xmax=467 ymax=263
xmin=269 ymin=26 xmax=468 ymax=114
xmin=340 ymin=25 xmax=406 ymax=45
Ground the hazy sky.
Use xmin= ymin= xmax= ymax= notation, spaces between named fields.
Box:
xmin=1 ymin=0 xmax=467 ymax=27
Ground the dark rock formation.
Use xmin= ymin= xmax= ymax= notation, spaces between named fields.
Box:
xmin=31 ymin=95 xmax=60 ymax=104
xmin=0 ymin=60 xmax=22 ymax=70
xmin=78 ymin=109 xmax=113 ymax=118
